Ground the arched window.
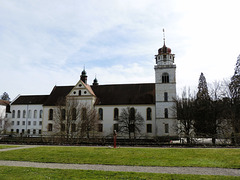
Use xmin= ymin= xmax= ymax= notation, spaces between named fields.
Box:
xmin=23 ymin=110 xmax=26 ymax=118
xmin=162 ymin=73 xmax=169 ymax=83
xmin=129 ymin=108 xmax=135 ymax=120
xmin=114 ymin=108 xmax=119 ymax=120
xmin=39 ymin=110 xmax=43 ymax=118
xmin=28 ymin=110 xmax=32 ymax=118
xmin=17 ymin=110 xmax=21 ymax=118
xmin=82 ymin=107 xmax=87 ymax=120
xmin=49 ymin=109 xmax=53 ymax=120
xmin=12 ymin=110 xmax=15 ymax=118
xmin=61 ymin=109 xmax=66 ymax=120
xmin=34 ymin=110 xmax=37 ymax=119
xmin=147 ymin=108 xmax=152 ymax=120
xmin=72 ymin=108 xmax=76 ymax=120
xmin=164 ymin=92 xmax=168 ymax=102
xmin=164 ymin=108 xmax=168 ymax=118
xmin=98 ymin=108 xmax=103 ymax=120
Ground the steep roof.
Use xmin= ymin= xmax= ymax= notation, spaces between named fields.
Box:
xmin=43 ymin=86 xmax=74 ymax=106
xmin=91 ymin=83 xmax=155 ymax=105
xmin=11 ymin=95 xmax=49 ymax=105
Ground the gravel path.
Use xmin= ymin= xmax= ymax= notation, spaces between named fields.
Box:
xmin=0 ymin=160 xmax=239 ymax=176
xmin=0 ymin=145 xmax=239 ymax=176
xmin=0 ymin=145 xmax=37 ymax=152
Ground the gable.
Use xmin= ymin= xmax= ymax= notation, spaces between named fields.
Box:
xmin=68 ymin=80 xmax=95 ymax=97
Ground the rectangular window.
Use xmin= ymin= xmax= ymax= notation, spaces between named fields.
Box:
xmin=113 ymin=123 xmax=118 ymax=132
xmin=33 ymin=129 xmax=36 ymax=134
xmin=39 ymin=129 xmax=42 ymax=134
xmin=129 ymin=124 xmax=135 ymax=133
xmin=11 ymin=121 xmax=14 ymax=125
xmin=27 ymin=129 xmax=30 ymax=134
xmin=17 ymin=121 xmax=20 ymax=125
xmin=61 ymin=124 xmax=65 ymax=132
xmin=71 ymin=123 xmax=76 ymax=132
xmin=48 ymin=124 xmax=53 ymax=131
xmin=22 ymin=121 xmax=25 ymax=126
xmin=28 ymin=121 xmax=31 ymax=126
xmin=33 ymin=121 xmax=36 ymax=126
xmin=39 ymin=121 xmax=42 ymax=126
xmin=98 ymin=124 xmax=103 ymax=132
xmin=147 ymin=124 xmax=152 ymax=133
xmin=164 ymin=92 xmax=168 ymax=102
xmin=165 ymin=124 xmax=169 ymax=133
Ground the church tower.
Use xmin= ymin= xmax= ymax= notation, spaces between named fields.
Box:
xmin=154 ymin=30 xmax=177 ymax=136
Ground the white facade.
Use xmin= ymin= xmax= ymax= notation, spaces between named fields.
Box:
xmin=7 ymin=41 xmax=177 ymax=138
xmin=95 ymin=105 xmax=156 ymax=137
xmin=9 ymin=103 xmax=43 ymax=136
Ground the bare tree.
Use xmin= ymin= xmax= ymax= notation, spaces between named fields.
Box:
xmin=174 ymin=87 xmax=195 ymax=144
xmin=118 ymin=107 xmax=144 ymax=139
xmin=229 ymin=55 xmax=240 ymax=144
xmin=77 ymin=104 xmax=98 ymax=139
xmin=0 ymin=113 xmax=11 ymax=135
xmin=52 ymin=97 xmax=98 ymax=142
xmin=209 ymin=80 xmax=233 ymax=142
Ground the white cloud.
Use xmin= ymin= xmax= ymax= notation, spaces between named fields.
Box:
xmin=0 ymin=0 xmax=240 ymax=99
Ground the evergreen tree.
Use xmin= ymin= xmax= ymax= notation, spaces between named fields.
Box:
xmin=194 ymin=73 xmax=215 ymax=140
xmin=229 ymin=55 xmax=240 ymax=144
xmin=0 ymin=92 xmax=10 ymax=101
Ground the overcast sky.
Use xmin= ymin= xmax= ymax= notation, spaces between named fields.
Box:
xmin=0 ymin=0 xmax=240 ymax=100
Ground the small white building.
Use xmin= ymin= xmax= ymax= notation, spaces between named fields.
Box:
xmin=7 ymin=40 xmax=177 ymax=138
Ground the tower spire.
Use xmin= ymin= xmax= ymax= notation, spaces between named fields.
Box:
xmin=163 ymin=28 xmax=165 ymax=45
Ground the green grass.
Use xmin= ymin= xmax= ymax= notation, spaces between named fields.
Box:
xmin=0 ymin=146 xmax=240 ymax=168
xmin=0 ymin=166 xmax=238 ymax=180
xmin=0 ymin=145 xmax=20 ymax=149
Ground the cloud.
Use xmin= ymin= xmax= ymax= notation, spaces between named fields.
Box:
xmin=0 ymin=0 xmax=240 ymax=99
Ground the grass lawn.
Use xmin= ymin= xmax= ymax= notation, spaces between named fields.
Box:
xmin=0 ymin=166 xmax=238 ymax=180
xmin=0 ymin=145 xmax=20 ymax=149
xmin=0 ymin=146 xmax=240 ymax=168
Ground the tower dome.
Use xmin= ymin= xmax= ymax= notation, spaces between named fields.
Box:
xmin=158 ymin=43 xmax=171 ymax=55
xmin=80 ymin=68 xmax=88 ymax=84
xmin=81 ymin=69 xmax=87 ymax=76
xmin=92 ymin=77 xmax=99 ymax=86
